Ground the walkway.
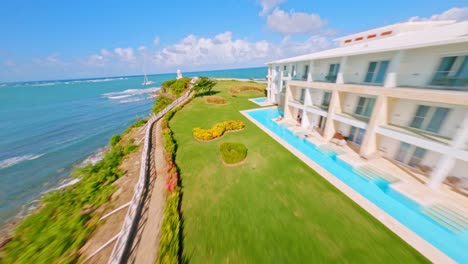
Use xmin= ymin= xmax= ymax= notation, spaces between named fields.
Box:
xmin=126 ymin=120 xmax=167 ymax=264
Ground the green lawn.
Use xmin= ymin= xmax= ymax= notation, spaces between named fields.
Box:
xmin=170 ymin=80 xmax=428 ymax=263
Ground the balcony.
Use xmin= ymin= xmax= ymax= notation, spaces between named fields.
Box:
xmin=333 ymin=112 xmax=368 ymax=129
xmin=375 ymin=124 xmax=468 ymax=161
xmin=282 ymin=71 xmax=290 ymax=78
xmin=311 ymin=74 xmax=337 ymax=83
xmin=292 ymin=74 xmax=308 ymax=81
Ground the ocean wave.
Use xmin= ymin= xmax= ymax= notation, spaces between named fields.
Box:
xmin=108 ymin=94 xmax=133 ymax=100
xmin=42 ymin=178 xmax=81 ymax=194
xmin=31 ymin=82 xmax=56 ymax=87
xmin=65 ymin=77 xmax=128 ymax=85
xmin=103 ymin=87 xmax=159 ymax=98
xmin=0 ymin=154 xmax=44 ymax=169
xmin=119 ymin=98 xmax=146 ymax=104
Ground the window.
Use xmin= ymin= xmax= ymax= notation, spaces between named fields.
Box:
xmin=326 ymin=63 xmax=340 ymax=82
xmin=409 ymin=105 xmax=450 ymax=134
xmin=348 ymin=126 xmax=366 ymax=145
xmin=395 ymin=142 xmax=427 ymax=168
xmin=321 ymin=92 xmax=332 ymax=109
xmin=431 ymin=55 xmax=468 ymax=88
xmin=354 ymin=97 xmax=376 ymax=118
xmin=303 ymin=65 xmax=309 ymax=80
xmin=364 ymin=60 xmax=390 ymax=84
xmin=281 ymin=81 xmax=286 ymax=93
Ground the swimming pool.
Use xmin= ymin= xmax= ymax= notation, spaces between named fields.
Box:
xmin=252 ymin=97 xmax=267 ymax=103
xmin=244 ymin=107 xmax=468 ymax=263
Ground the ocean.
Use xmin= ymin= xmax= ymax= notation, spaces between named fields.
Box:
xmin=0 ymin=66 xmax=267 ymax=225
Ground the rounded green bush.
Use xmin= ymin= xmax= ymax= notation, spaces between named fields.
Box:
xmin=220 ymin=142 xmax=247 ymax=165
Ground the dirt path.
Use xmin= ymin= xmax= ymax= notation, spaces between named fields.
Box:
xmin=126 ymin=120 xmax=168 ymax=264
xmin=79 ymin=126 xmax=146 ymax=263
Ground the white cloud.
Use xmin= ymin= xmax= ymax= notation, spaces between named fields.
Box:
xmin=153 ymin=36 xmax=160 ymax=46
xmin=258 ymin=0 xmax=285 ymax=16
xmin=267 ymin=8 xmax=326 ymax=35
xmin=114 ymin=47 xmax=136 ymax=63
xmin=408 ymin=7 xmax=468 ymax=22
xmin=154 ymin=31 xmax=274 ymax=66
xmin=153 ymin=31 xmax=333 ymax=67
xmin=100 ymin=49 xmax=113 ymax=57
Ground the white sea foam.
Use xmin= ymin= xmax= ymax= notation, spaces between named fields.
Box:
xmin=119 ymin=98 xmax=146 ymax=104
xmin=0 ymin=154 xmax=44 ymax=169
xmin=102 ymin=87 xmax=159 ymax=104
xmin=31 ymin=82 xmax=56 ymax=87
xmin=43 ymin=178 xmax=81 ymax=194
xmin=108 ymin=94 xmax=133 ymax=100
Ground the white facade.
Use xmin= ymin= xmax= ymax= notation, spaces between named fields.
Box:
xmin=267 ymin=21 xmax=468 ymax=188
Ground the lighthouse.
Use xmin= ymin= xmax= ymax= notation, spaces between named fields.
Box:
xmin=176 ymin=69 xmax=183 ymax=80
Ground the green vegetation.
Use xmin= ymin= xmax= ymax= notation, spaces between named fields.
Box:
xmin=161 ymin=78 xmax=191 ymax=96
xmin=219 ymin=142 xmax=247 ymax=164
xmin=192 ymin=120 xmax=244 ymax=141
xmin=204 ymin=95 xmax=226 ymax=104
xmin=152 ymin=95 xmax=174 ymax=114
xmin=169 ymin=80 xmax=428 ymax=263
xmin=157 ymin=101 xmax=192 ymax=264
xmin=193 ymin=77 xmax=216 ymax=96
xmin=0 ymin=130 xmax=140 ymax=263
xmin=110 ymin=134 xmax=121 ymax=146
xmin=123 ymin=118 xmax=148 ymax=134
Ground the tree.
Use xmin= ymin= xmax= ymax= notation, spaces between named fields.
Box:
xmin=193 ymin=77 xmax=216 ymax=96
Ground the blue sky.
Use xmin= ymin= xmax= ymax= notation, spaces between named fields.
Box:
xmin=0 ymin=0 xmax=467 ymax=82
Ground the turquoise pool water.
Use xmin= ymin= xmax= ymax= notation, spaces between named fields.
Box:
xmin=252 ymin=97 xmax=267 ymax=103
xmin=246 ymin=107 xmax=468 ymax=263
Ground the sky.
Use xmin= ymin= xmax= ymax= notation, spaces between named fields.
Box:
xmin=0 ymin=0 xmax=467 ymax=82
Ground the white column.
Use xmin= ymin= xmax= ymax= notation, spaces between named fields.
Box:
xmin=307 ymin=61 xmax=314 ymax=82
xmin=428 ymin=113 xmax=468 ymax=189
xmin=360 ymin=95 xmax=388 ymax=157
xmin=267 ymin=65 xmax=272 ymax=100
xmin=304 ymin=88 xmax=312 ymax=107
xmin=323 ymin=90 xmax=341 ymax=139
xmin=336 ymin=56 xmax=348 ymax=84
xmin=384 ymin=50 xmax=405 ymax=88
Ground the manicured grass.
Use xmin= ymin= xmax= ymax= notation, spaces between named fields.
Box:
xmin=170 ymin=81 xmax=428 ymax=263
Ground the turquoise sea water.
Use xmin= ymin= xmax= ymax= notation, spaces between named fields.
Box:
xmin=246 ymin=107 xmax=468 ymax=263
xmin=0 ymin=67 xmax=267 ymax=225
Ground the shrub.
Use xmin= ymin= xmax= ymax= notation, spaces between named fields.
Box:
xmin=161 ymin=79 xmax=176 ymax=93
xmin=169 ymin=78 xmax=190 ymax=96
xmin=192 ymin=120 xmax=245 ymax=141
xmin=157 ymin=97 xmax=193 ymax=263
xmin=110 ymin=134 xmax=121 ymax=146
xmin=153 ymin=95 xmax=174 ymax=114
xmin=230 ymin=85 xmax=264 ymax=94
xmin=204 ymin=95 xmax=225 ymax=104
xmin=220 ymin=142 xmax=248 ymax=164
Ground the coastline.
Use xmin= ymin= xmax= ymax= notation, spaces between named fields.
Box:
xmin=0 ymin=147 xmax=108 ymax=247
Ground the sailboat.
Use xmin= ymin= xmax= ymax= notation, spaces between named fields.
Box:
xmin=142 ymin=71 xmax=154 ymax=85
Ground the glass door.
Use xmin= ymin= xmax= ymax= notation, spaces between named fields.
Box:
xmin=327 ymin=64 xmax=340 ymax=82
xmin=409 ymin=105 xmax=430 ymax=129
xmin=395 ymin=142 xmax=411 ymax=163
xmin=303 ymin=65 xmax=309 ymax=80
xmin=364 ymin=61 xmax=390 ymax=84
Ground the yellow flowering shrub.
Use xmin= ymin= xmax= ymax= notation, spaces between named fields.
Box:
xmin=193 ymin=120 xmax=245 ymax=141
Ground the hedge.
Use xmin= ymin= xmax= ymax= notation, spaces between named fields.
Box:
xmin=204 ymin=95 xmax=225 ymax=104
xmin=157 ymin=96 xmax=192 ymax=264
xmin=229 ymin=85 xmax=264 ymax=94
xmin=192 ymin=120 xmax=245 ymax=141
xmin=220 ymin=142 xmax=248 ymax=164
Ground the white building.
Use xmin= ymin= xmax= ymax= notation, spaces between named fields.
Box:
xmin=267 ymin=20 xmax=468 ymax=189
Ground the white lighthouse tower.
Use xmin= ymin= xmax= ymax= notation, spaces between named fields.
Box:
xmin=176 ymin=69 xmax=183 ymax=80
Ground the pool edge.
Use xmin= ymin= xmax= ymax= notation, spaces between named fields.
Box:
xmin=240 ymin=107 xmax=455 ymax=264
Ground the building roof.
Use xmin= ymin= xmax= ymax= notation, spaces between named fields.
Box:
xmin=269 ymin=21 xmax=468 ymax=64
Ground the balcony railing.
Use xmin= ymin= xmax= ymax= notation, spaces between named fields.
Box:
xmin=292 ymin=74 xmax=308 ymax=81
xmin=282 ymin=71 xmax=289 ymax=77
xmin=311 ymin=74 xmax=337 ymax=83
